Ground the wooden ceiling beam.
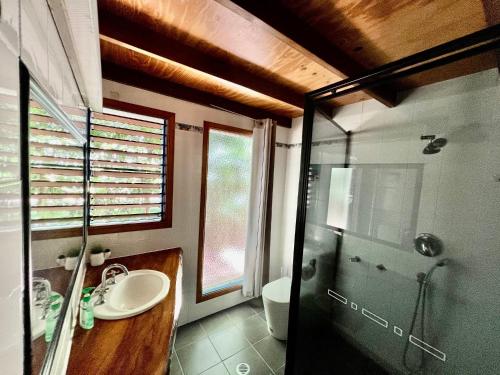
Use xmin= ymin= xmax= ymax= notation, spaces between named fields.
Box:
xmin=98 ymin=12 xmax=304 ymax=110
xmin=215 ymin=0 xmax=398 ymax=107
xmin=101 ymin=61 xmax=292 ymax=128
xmin=482 ymin=0 xmax=500 ymax=71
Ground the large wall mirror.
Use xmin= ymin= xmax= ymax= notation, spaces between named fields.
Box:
xmin=21 ymin=66 xmax=88 ymax=374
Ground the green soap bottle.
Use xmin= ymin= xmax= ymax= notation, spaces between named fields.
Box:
xmin=45 ymin=302 xmax=61 ymax=343
xmin=79 ymin=287 xmax=95 ymax=330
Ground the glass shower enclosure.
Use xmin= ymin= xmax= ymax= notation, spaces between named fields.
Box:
xmin=285 ymin=26 xmax=500 ymax=374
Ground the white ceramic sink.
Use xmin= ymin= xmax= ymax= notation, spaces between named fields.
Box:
xmin=93 ymin=269 xmax=170 ymax=320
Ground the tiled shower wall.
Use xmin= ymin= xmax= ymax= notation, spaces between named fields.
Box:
xmin=284 ymin=68 xmax=500 ymax=275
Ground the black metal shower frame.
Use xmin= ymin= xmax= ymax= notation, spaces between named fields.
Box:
xmin=285 ymin=24 xmax=500 ymax=374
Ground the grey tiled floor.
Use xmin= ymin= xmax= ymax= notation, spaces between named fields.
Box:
xmin=171 ymin=299 xmax=287 ymax=375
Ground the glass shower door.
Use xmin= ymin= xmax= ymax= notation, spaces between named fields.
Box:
xmin=287 ymin=66 xmax=500 ymax=374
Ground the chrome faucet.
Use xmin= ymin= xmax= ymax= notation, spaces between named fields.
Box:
xmin=95 ymin=264 xmax=129 ymax=306
xmin=32 ymin=277 xmax=52 ymax=319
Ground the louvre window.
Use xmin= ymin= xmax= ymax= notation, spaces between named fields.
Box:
xmin=29 ymin=100 xmax=86 ymax=232
xmin=89 ymin=108 xmax=168 ymax=227
xmin=29 ymin=99 xmax=175 ymax=238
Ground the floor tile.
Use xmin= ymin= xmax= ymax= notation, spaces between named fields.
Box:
xmin=248 ymin=297 xmax=264 ymax=314
xmin=170 ymin=350 xmax=184 ymax=375
xmin=236 ymin=315 xmax=270 ymax=344
xmin=175 ymin=322 xmax=207 ymax=350
xmin=226 ymin=303 xmax=258 ymax=324
xmin=210 ymin=326 xmax=250 ymax=360
xmin=200 ymin=312 xmax=234 ymax=335
xmin=258 ymin=311 xmax=266 ymax=321
xmin=176 ymin=337 xmax=221 ymax=375
xmin=224 ymin=347 xmax=273 ymax=375
xmin=200 ymin=363 xmax=230 ymax=375
xmin=253 ymin=336 xmax=287 ymax=371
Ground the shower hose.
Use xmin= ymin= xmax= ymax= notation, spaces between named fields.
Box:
xmin=403 ymin=260 xmax=446 ymax=374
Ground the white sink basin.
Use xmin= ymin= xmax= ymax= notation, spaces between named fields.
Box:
xmin=93 ymin=269 xmax=170 ymax=320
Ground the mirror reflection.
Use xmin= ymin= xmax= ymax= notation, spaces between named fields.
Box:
xmin=28 ymin=85 xmax=86 ymax=374
xmin=310 ymin=164 xmax=423 ymax=250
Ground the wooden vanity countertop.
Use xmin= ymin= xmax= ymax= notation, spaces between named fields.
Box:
xmin=67 ymin=248 xmax=182 ymax=375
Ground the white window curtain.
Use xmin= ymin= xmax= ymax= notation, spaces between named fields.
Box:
xmin=242 ymin=119 xmax=275 ymax=297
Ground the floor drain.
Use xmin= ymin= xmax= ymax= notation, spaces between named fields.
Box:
xmin=236 ymin=362 xmax=250 ymax=375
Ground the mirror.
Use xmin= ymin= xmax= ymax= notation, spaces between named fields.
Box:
xmin=23 ymin=78 xmax=87 ymax=374
xmin=316 ymin=164 xmax=423 ymax=250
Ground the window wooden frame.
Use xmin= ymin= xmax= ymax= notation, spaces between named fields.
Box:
xmin=32 ymin=98 xmax=175 ymax=240
xmin=196 ymin=121 xmax=252 ymax=303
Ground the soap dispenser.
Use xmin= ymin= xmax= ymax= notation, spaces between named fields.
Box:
xmin=79 ymin=287 xmax=95 ymax=330
xmin=45 ymin=301 xmax=61 ymax=342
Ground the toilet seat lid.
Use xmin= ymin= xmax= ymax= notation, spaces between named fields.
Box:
xmin=262 ymin=277 xmax=291 ymax=303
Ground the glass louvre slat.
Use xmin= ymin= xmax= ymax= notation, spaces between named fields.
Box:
xmin=90 ymin=148 xmax=162 ymax=160
xmin=91 ymin=136 xmax=163 ymax=151
xmin=90 ymin=214 xmax=161 ymax=226
xmin=32 ymin=218 xmax=85 ymax=230
xmin=31 ymin=167 xmax=83 ymax=176
xmin=92 ymin=170 xmax=161 ymax=178
xmin=30 ymin=114 xmax=86 ymax=131
xmin=90 ymin=206 xmax=161 ymax=217
xmin=31 ymin=142 xmax=82 ymax=152
xmin=91 ymin=203 xmax=160 ymax=210
xmin=91 ymin=187 xmax=160 ymax=195
xmin=32 ymin=205 xmax=83 ymax=211
xmin=92 ymin=112 xmax=163 ymax=132
xmin=91 ymin=159 xmax=161 ymax=169
xmin=90 ymin=181 xmax=160 ymax=187
xmin=30 ymin=127 xmax=75 ymax=139
xmin=31 ymin=156 xmax=84 ymax=168
xmin=31 ymin=181 xmax=83 ymax=188
xmin=32 ymin=194 xmax=83 ymax=200
xmin=89 ymin=110 xmax=167 ymax=226
xmin=92 ymin=195 xmax=162 ymax=205
xmin=91 ymin=123 xmax=163 ymax=141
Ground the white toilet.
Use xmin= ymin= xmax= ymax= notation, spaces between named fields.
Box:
xmin=262 ymin=277 xmax=291 ymax=340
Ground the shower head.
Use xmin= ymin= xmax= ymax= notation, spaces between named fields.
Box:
xmin=423 ymin=145 xmax=441 ymax=154
xmin=421 ymin=136 xmax=447 ymax=154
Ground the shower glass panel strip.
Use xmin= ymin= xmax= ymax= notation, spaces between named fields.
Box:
xmin=287 ymin=63 xmax=500 ymax=373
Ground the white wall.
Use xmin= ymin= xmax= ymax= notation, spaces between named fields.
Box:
xmin=276 ymin=118 xmax=303 ymax=279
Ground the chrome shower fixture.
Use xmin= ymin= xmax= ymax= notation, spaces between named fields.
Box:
xmin=414 ymin=233 xmax=443 ymax=257
xmin=404 ymin=258 xmax=449 ymax=371
xmin=421 ymin=135 xmax=447 ymax=154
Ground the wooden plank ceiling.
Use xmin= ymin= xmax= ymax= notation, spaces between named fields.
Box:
xmin=98 ymin=0 xmax=495 ymax=127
